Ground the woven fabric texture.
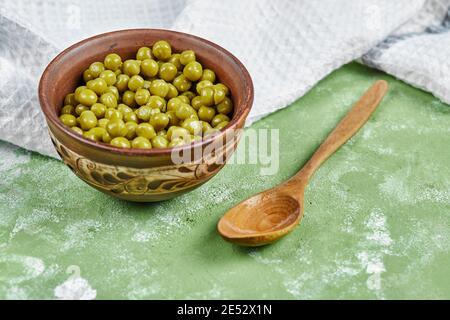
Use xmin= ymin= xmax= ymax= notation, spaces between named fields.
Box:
xmin=2 ymin=0 xmax=449 ymax=158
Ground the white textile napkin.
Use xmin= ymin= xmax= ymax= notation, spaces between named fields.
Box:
xmin=2 ymin=0 xmax=449 ymax=158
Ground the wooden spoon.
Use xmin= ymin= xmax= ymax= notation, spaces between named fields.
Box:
xmin=218 ymin=80 xmax=389 ymax=246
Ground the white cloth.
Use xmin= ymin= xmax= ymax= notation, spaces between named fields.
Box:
xmin=1 ymin=0 xmax=449 ymax=158
xmin=362 ymin=0 xmax=450 ymax=104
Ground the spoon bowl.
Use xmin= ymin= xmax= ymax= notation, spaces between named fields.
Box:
xmin=218 ymin=80 xmax=389 ymax=246
xmin=218 ymin=192 xmax=302 ymax=246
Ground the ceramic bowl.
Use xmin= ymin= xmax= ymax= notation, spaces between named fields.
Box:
xmin=39 ymin=29 xmax=253 ymax=202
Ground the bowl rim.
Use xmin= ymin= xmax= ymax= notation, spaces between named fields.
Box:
xmin=39 ymin=28 xmax=254 ymax=157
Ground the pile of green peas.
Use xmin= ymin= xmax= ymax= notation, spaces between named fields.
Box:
xmin=59 ymin=40 xmax=233 ymax=149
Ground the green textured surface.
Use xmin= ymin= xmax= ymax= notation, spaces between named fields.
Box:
xmin=1 ymin=62 xmax=450 ymax=299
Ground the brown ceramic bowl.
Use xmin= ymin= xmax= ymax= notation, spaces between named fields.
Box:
xmin=39 ymin=29 xmax=253 ymax=202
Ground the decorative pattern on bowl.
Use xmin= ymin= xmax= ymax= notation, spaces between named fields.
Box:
xmin=51 ymin=132 xmax=238 ymax=202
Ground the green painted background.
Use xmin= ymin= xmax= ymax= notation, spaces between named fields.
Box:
xmin=1 ymin=63 xmax=449 ymax=299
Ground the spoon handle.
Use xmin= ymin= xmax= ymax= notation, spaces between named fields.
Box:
xmin=289 ymin=80 xmax=389 ymax=188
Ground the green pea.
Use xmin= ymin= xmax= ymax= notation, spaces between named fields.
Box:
xmin=88 ymin=127 xmax=107 ymax=141
xmin=115 ymin=74 xmax=130 ymax=92
xmin=196 ymin=80 xmax=213 ymax=94
xmin=167 ymin=126 xmax=190 ymax=141
xmin=136 ymin=123 xmax=157 ymax=140
xmin=93 ymin=127 xmax=107 ymax=137
xmin=98 ymin=118 xmax=109 ymax=128
xmin=83 ymin=130 xmax=100 ymax=142
xmin=87 ymin=78 xmax=108 ymax=95
xmin=60 ymin=114 xmax=77 ymax=127
xmin=181 ymin=91 xmax=196 ymax=101
xmin=105 ymin=86 xmax=119 ymax=99
xmin=191 ymin=96 xmax=204 ymax=110
xmin=127 ymin=75 xmax=145 ymax=92
xmin=188 ymin=113 xmax=199 ymax=121
xmin=201 ymin=69 xmax=216 ymax=83
xmin=151 ymin=136 xmax=169 ymax=148
xmin=152 ymin=40 xmax=172 ymax=61
xmin=132 ymin=136 xmax=152 ymax=149
xmin=123 ymin=60 xmax=141 ymax=76
xmin=125 ymin=121 xmax=138 ymax=140
xmin=211 ymin=114 xmax=230 ymax=127
xmin=177 ymin=95 xmax=190 ymax=104
xmin=173 ymin=74 xmax=192 ymax=92
xmin=168 ymin=54 xmax=182 ymax=71
xmin=147 ymin=96 xmax=166 ymax=111
xmin=141 ymin=59 xmax=159 ymax=78
xmin=150 ymin=108 xmax=161 ymax=117
xmin=110 ymin=137 xmax=131 ymax=148
xmin=181 ymin=118 xmax=202 ymax=135
xmin=83 ymin=69 xmax=95 ymax=83
xmin=136 ymin=47 xmax=152 ymax=61
xmin=90 ymin=103 xmax=106 ymax=118
xmin=214 ymin=86 xmax=226 ymax=104
xmin=200 ymin=87 xmax=215 ymax=107
xmin=201 ymin=121 xmax=213 ymax=133
xmin=64 ymin=93 xmax=77 ymax=106
xmin=135 ymin=88 xmax=151 ymax=105
xmin=118 ymin=104 xmax=133 ymax=115
xmin=216 ymin=97 xmax=233 ymax=115
xmin=104 ymin=53 xmax=123 ymax=71
xmin=124 ymin=110 xmax=138 ymax=123
xmin=166 ymin=83 xmax=179 ymax=99
xmin=157 ymin=130 xmax=167 ymax=137
xmin=175 ymin=103 xmax=196 ymax=120
xmin=183 ymin=61 xmax=203 ymax=81
xmin=198 ymin=106 xmax=216 ymax=122
xmin=99 ymin=70 xmax=117 ymax=86
xmin=61 ymin=105 xmax=75 ymax=115
xmin=107 ymin=119 xmax=128 ymax=137
xmin=148 ymin=80 xmax=167 ymax=98
xmin=78 ymin=89 xmax=98 ymax=107
xmin=180 ymin=50 xmax=196 ymax=65
xmin=215 ymin=121 xmax=230 ymax=130
xmin=79 ymin=110 xmax=98 ymax=131
xmin=75 ymin=104 xmax=89 ymax=116
xmin=102 ymin=131 xmax=112 ymax=143
xmin=166 ymin=111 xmax=179 ymax=127
xmin=215 ymin=83 xmax=230 ymax=96
xmin=167 ymin=98 xmax=182 ymax=112
xmin=159 ymin=63 xmax=178 ymax=82
xmin=150 ymin=113 xmax=170 ymax=131
xmin=74 ymin=86 xmax=87 ymax=102
xmin=100 ymin=92 xmax=118 ymax=109
xmin=89 ymin=62 xmax=105 ymax=78
xmin=135 ymin=105 xmax=152 ymax=122
xmin=71 ymin=127 xmax=83 ymax=135
xmin=122 ymin=91 xmax=137 ymax=108
xmin=143 ymin=80 xmax=152 ymax=90
xmin=105 ymin=108 xmax=123 ymax=121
